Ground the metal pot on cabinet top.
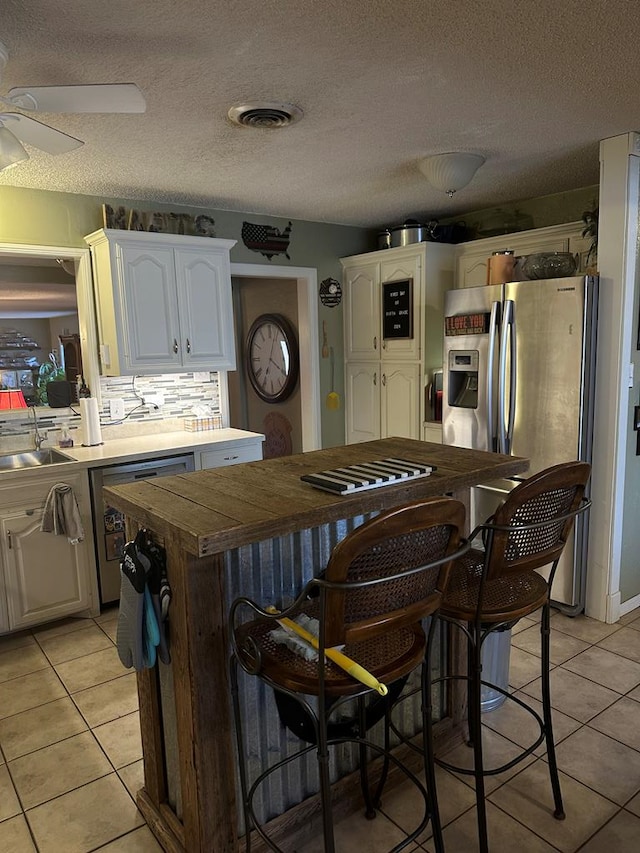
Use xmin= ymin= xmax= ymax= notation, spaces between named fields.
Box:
xmin=389 ymin=220 xmax=431 ymax=247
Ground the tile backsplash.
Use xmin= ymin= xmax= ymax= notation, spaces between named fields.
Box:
xmin=0 ymin=372 xmax=221 ymax=451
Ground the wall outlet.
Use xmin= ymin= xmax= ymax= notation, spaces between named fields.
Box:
xmin=110 ymin=398 xmax=125 ymax=420
xmin=144 ymin=393 xmax=165 ymax=409
xmin=193 ymin=371 xmax=210 ymax=383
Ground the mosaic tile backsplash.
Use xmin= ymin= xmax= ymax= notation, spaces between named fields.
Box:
xmin=0 ymin=371 xmax=221 ymax=449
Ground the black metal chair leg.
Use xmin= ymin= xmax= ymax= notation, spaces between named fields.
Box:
xmin=372 ymin=694 xmax=392 ymax=810
xmin=541 ymin=601 xmax=565 ymax=819
xmin=422 ymin=651 xmax=444 ymax=853
xmin=357 ymin=695 xmax=377 ymax=819
xmin=317 ymin=697 xmax=337 ymax=853
xmin=470 ymin=629 xmax=490 ymax=853
xmin=230 ymin=655 xmax=253 ymax=853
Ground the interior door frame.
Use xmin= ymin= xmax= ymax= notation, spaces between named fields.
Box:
xmin=0 ymin=242 xmax=101 ymax=410
xmin=226 ymin=262 xmax=321 ymax=451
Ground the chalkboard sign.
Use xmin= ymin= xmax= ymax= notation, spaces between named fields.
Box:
xmin=383 ymin=279 xmax=413 ymax=339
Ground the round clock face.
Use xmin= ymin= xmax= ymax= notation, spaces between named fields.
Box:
xmin=246 ymin=313 xmax=299 ymax=403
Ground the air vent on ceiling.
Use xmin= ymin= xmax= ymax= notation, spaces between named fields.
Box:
xmin=227 ymin=102 xmax=303 ymax=129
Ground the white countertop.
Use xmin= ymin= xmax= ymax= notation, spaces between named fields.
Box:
xmin=63 ymin=428 xmax=264 ymax=467
xmin=0 ymin=428 xmax=264 ymax=484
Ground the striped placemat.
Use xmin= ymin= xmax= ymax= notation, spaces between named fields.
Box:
xmin=300 ymin=457 xmax=436 ymax=495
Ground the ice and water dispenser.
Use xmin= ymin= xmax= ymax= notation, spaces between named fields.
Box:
xmin=447 ymin=350 xmax=479 ymax=409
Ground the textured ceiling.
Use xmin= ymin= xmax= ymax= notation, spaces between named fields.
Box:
xmin=0 ymin=1 xmax=634 ymax=228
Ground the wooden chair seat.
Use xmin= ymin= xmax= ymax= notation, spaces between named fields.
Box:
xmin=236 ymin=616 xmax=425 ymax=697
xmin=441 ymin=548 xmax=549 ymax=624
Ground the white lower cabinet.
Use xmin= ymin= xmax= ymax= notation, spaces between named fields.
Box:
xmin=346 ymin=362 xmax=381 ymax=443
xmin=195 ymin=437 xmax=264 ymax=470
xmin=381 ymin=362 xmax=421 ymax=440
xmin=346 ymin=361 xmax=420 ymax=443
xmin=0 ymin=470 xmax=97 ymax=633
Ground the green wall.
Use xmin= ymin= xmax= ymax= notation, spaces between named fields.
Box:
xmin=0 ymin=184 xmax=599 ymax=449
xmin=0 ymin=186 xmax=373 ymax=448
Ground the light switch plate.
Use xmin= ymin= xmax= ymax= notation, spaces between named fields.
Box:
xmin=193 ymin=371 xmax=210 ymax=382
xmin=110 ymin=398 xmax=125 ymax=420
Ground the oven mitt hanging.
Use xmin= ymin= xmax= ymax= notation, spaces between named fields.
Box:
xmin=142 ymin=585 xmax=160 ymax=668
xmin=133 ymin=532 xmax=170 ymax=664
xmin=116 ymin=540 xmax=148 ymax=671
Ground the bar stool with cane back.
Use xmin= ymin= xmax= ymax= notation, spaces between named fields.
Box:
xmin=229 ymin=496 xmax=468 ymax=853
xmin=436 ymin=461 xmax=592 ymax=853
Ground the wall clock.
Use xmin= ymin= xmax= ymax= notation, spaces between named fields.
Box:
xmin=246 ymin=313 xmax=299 ymax=403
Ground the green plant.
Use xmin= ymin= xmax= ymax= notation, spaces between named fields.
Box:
xmin=582 ymin=204 xmax=598 ymax=265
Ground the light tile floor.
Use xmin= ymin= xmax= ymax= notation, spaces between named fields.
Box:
xmin=1 ymin=606 xmax=640 ymax=851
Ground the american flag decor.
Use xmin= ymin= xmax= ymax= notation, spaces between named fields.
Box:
xmin=241 ymin=220 xmax=292 ymax=261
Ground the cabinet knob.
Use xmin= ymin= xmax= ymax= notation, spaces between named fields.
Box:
xmin=382 ymin=373 xmax=386 ymax=386
xmin=223 ymin=455 xmax=239 ymax=461
xmin=373 ymin=336 xmax=377 ymax=350
xmin=373 ymin=372 xmax=377 ymax=386
xmin=173 ymin=339 xmax=179 ymax=354
xmin=186 ymin=338 xmax=191 ymax=354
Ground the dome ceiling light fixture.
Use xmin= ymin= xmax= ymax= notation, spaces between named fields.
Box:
xmin=418 ymin=152 xmax=485 ymax=197
xmin=227 ymin=102 xmax=303 ymax=129
xmin=0 ymin=121 xmax=28 ymax=172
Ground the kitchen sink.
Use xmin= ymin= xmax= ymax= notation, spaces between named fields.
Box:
xmin=0 ymin=449 xmax=74 ymax=471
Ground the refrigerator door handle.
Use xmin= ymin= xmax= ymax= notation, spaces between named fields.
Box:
xmin=498 ymin=299 xmax=516 ymax=454
xmin=487 ymin=300 xmax=500 ymax=451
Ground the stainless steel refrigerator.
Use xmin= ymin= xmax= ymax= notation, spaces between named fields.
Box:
xmin=442 ymin=276 xmax=598 ymax=612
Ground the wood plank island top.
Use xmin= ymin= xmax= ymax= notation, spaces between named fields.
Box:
xmin=104 ymin=438 xmax=528 ymax=559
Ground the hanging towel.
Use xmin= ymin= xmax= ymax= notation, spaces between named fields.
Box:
xmin=40 ymin=483 xmax=85 ymax=545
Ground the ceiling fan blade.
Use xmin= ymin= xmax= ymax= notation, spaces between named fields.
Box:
xmin=7 ymin=83 xmax=146 ymax=114
xmin=1 ymin=113 xmax=83 ymax=154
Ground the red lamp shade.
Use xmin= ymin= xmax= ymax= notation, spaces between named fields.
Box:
xmin=0 ymin=389 xmax=28 ymax=409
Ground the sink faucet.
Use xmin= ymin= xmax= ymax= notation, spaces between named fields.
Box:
xmin=30 ymin=406 xmax=46 ymax=451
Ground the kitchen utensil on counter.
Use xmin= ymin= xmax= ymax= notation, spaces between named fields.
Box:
xmin=326 ymin=347 xmax=339 ymax=409
xmin=522 ymin=252 xmax=578 ymax=279
xmin=486 ymin=250 xmax=517 ymax=284
xmin=389 ymin=219 xmax=431 ymax=247
xmin=321 ymin=320 xmax=329 ymax=358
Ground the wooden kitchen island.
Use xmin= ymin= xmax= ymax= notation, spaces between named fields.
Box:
xmin=104 ymin=438 xmax=528 ymax=853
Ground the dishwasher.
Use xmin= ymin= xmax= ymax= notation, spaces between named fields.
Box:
xmin=90 ymin=454 xmax=195 ymax=604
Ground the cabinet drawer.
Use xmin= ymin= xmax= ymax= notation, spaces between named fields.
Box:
xmin=199 ymin=443 xmax=262 ymax=469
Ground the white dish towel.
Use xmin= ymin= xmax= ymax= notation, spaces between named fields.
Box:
xmin=40 ymin=482 xmax=85 ymax=545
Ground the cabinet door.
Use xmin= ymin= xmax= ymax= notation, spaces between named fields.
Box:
xmin=380 ymin=253 xmax=421 ymax=360
xmin=345 ymin=362 xmax=380 ymax=444
xmin=381 ymin=362 xmax=420 ymax=440
xmin=1 ymin=508 xmax=91 ymax=630
xmin=118 ymin=243 xmax=182 ymax=371
xmin=198 ymin=441 xmax=263 ymax=469
xmin=174 ymin=248 xmax=237 ymax=370
xmin=344 ymin=263 xmax=380 ymax=360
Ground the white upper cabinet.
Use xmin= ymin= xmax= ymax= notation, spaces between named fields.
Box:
xmin=85 ymin=229 xmax=237 ymax=375
xmin=344 ymin=262 xmax=380 ymax=360
xmin=454 ymin=222 xmax=590 ymax=289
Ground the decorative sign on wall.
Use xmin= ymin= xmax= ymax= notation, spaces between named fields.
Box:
xmin=241 ymin=220 xmax=292 ymax=260
xmin=382 ymin=279 xmax=413 ymax=339
xmin=319 ymin=277 xmax=342 ymax=308
xmin=102 ymin=205 xmax=216 ymax=237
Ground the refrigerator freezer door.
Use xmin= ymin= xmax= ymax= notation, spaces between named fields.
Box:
xmin=443 ymin=285 xmax=502 ymax=451
xmin=505 ymin=277 xmax=589 ymax=475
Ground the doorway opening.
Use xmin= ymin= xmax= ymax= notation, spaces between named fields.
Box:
xmin=227 ymin=263 xmax=320 ymax=454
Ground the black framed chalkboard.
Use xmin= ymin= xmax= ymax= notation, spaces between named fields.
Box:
xmin=382 ymin=279 xmax=413 ymax=339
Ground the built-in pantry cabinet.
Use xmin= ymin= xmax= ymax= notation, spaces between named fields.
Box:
xmin=341 ymin=243 xmax=455 ymax=444
xmin=85 ymin=229 xmax=237 ymax=376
